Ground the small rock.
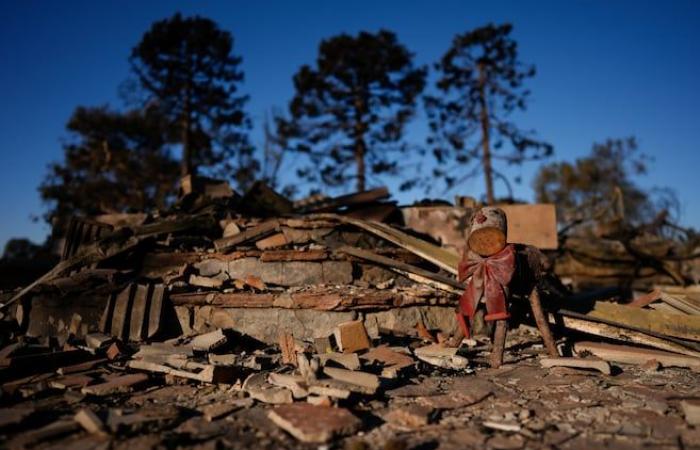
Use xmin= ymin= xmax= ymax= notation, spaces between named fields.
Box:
xmin=488 ymin=434 xmax=525 ymax=450
xmin=641 ymin=359 xmax=662 ymax=372
xmin=384 ymin=404 xmax=433 ymax=428
xmin=681 ymin=400 xmax=700 ymax=426
xmin=318 ymin=352 xmax=361 ymax=370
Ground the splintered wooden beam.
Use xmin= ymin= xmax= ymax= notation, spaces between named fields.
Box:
xmin=584 ymin=301 xmax=700 ymax=342
xmin=659 ymin=291 xmax=700 ymax=315
xmin=294 ymin=186 xmax=390 ymax=213
xmin=2 ymin=233 xmax=143 ymax=311
xmin=574 ymin=341 xmax=700 ymax=369
xmin=549 ymin=313 xmax=700 ymax=357
xmin=338 ymin=246 xmax=463 ymax=293
xmin=111 ymin=284 xmax=135 ymax=341
xmin=148 ymin=284 xmax=165 ymax=338
xmin=314 ymin=214 xmax=459 ymax=274
xmin=129 ymin=284 xmax=151 ymax=341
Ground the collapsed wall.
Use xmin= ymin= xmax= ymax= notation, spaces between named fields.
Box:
xmin=17 ymin=204 xmax=463 ymax=345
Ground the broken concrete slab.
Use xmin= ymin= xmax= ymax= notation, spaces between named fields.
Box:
xmin=268 ymin=403 xmax=361 ymax=443
xmin=226 ymin=258 xmax=353 ymax=287
xmin=193 ymin=307 xmax=357 ymax=344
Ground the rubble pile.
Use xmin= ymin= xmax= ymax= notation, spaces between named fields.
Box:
xmin=0 ymin=179 xmax=699 ymax=449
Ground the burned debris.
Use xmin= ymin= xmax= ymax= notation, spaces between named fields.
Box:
xmin=0 ymin=178 xmax=699 ymax=449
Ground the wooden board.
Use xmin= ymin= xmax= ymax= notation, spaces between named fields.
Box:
xmin=574 ymin=341 xmax=700 ymax=369
xmin=148 ymin=284 xmax=165 ymax=338
xmin=400 ymin=204 xmax=557 ymax=253
xmin=129 ymin=284 xmax=150 ymax=341
xmin=319 ymin=214 xmax=460 ymax=275
xmin=498 ymin=204 xmax=557 ymax=250
xmin=111 ymin=284 xmax=135 ymax=340
xmin=586 ymin=301 xmax=700 ymax=342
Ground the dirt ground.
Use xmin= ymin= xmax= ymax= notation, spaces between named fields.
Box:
xmin=2 ymin=327 xmax=699 ymax=450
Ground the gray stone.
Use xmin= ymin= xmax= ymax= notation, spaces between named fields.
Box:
xmin=191 ymin=305 xmax=458 ymax=345
xmin=365 ymin=306 xmax=458 ymax=336
xmin=321 ymin=261 xmax=354 ymax=285
xmin=226 ymin=258 xmax=353 ymax=287
xmin=193 ymin=307 xmax=357 ymax=344
xmin=195 ymin=259 xmax=229 ymax=277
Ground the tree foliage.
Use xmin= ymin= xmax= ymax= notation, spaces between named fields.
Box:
xmin=425 ymin=23 xmax=552 ymax=201
xmin=130 ymin=13 xmax=257 ymax=185
xmin=40 ymin=106 xmax=179 ymax=224
xmin=40 ymin=13 xmax=258 ymax=229
xmin=533 ymin=137 xmax=678 ymax=225
xmin=278 ymin=30 xmax=426 ymax=193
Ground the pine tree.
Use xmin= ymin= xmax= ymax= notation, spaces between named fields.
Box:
xmin=426 ymin=23 xmax=552 ymax=202
xmin=278 ymin=30 xmax=426 ymax=193
xmin=40 ymin=106 xmax=179 ymax=224
xmin=130 ymin=13 xmax=257 ymax=186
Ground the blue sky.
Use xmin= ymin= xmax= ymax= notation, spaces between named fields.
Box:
xmin=1 ymin=0 xmax=699 ymax=250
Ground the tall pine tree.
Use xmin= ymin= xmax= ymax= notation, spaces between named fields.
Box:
xmin=278 ymin=30 xmax=426 ymax=193
xmin=425 ymin=23 xmax=552 ymax=202
xmin=130 ymin=13 xmax=257 ymax=187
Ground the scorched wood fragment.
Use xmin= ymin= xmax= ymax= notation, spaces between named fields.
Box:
xmin=214 ymin=220 xmax=279 ymax=252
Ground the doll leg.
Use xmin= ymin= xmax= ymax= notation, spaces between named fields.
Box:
xmin=455 ymin=310 xmax=470 ymax=339
xmin=490 ymin=319 xmax=507 ymax=368
xmin=528 ymin=287 xmax=558 ymax=357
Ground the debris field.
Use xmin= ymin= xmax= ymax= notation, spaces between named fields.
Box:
xmin=0 ymin=178 xmax=699 ymax=449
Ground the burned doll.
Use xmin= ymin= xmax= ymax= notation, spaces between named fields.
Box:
xmin=457 ymin=206 xmax=558 ymax=368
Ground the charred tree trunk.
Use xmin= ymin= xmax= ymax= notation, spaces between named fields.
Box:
xmin=181 ymin=80 xmax=193 ymax=177
xmin=477 ymin=63 xmax=495 ymax=205
xmin=355 ymin=138 xmax=366 ymax=192
xmin=354 ymin=96 xmax=368 ymax=192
